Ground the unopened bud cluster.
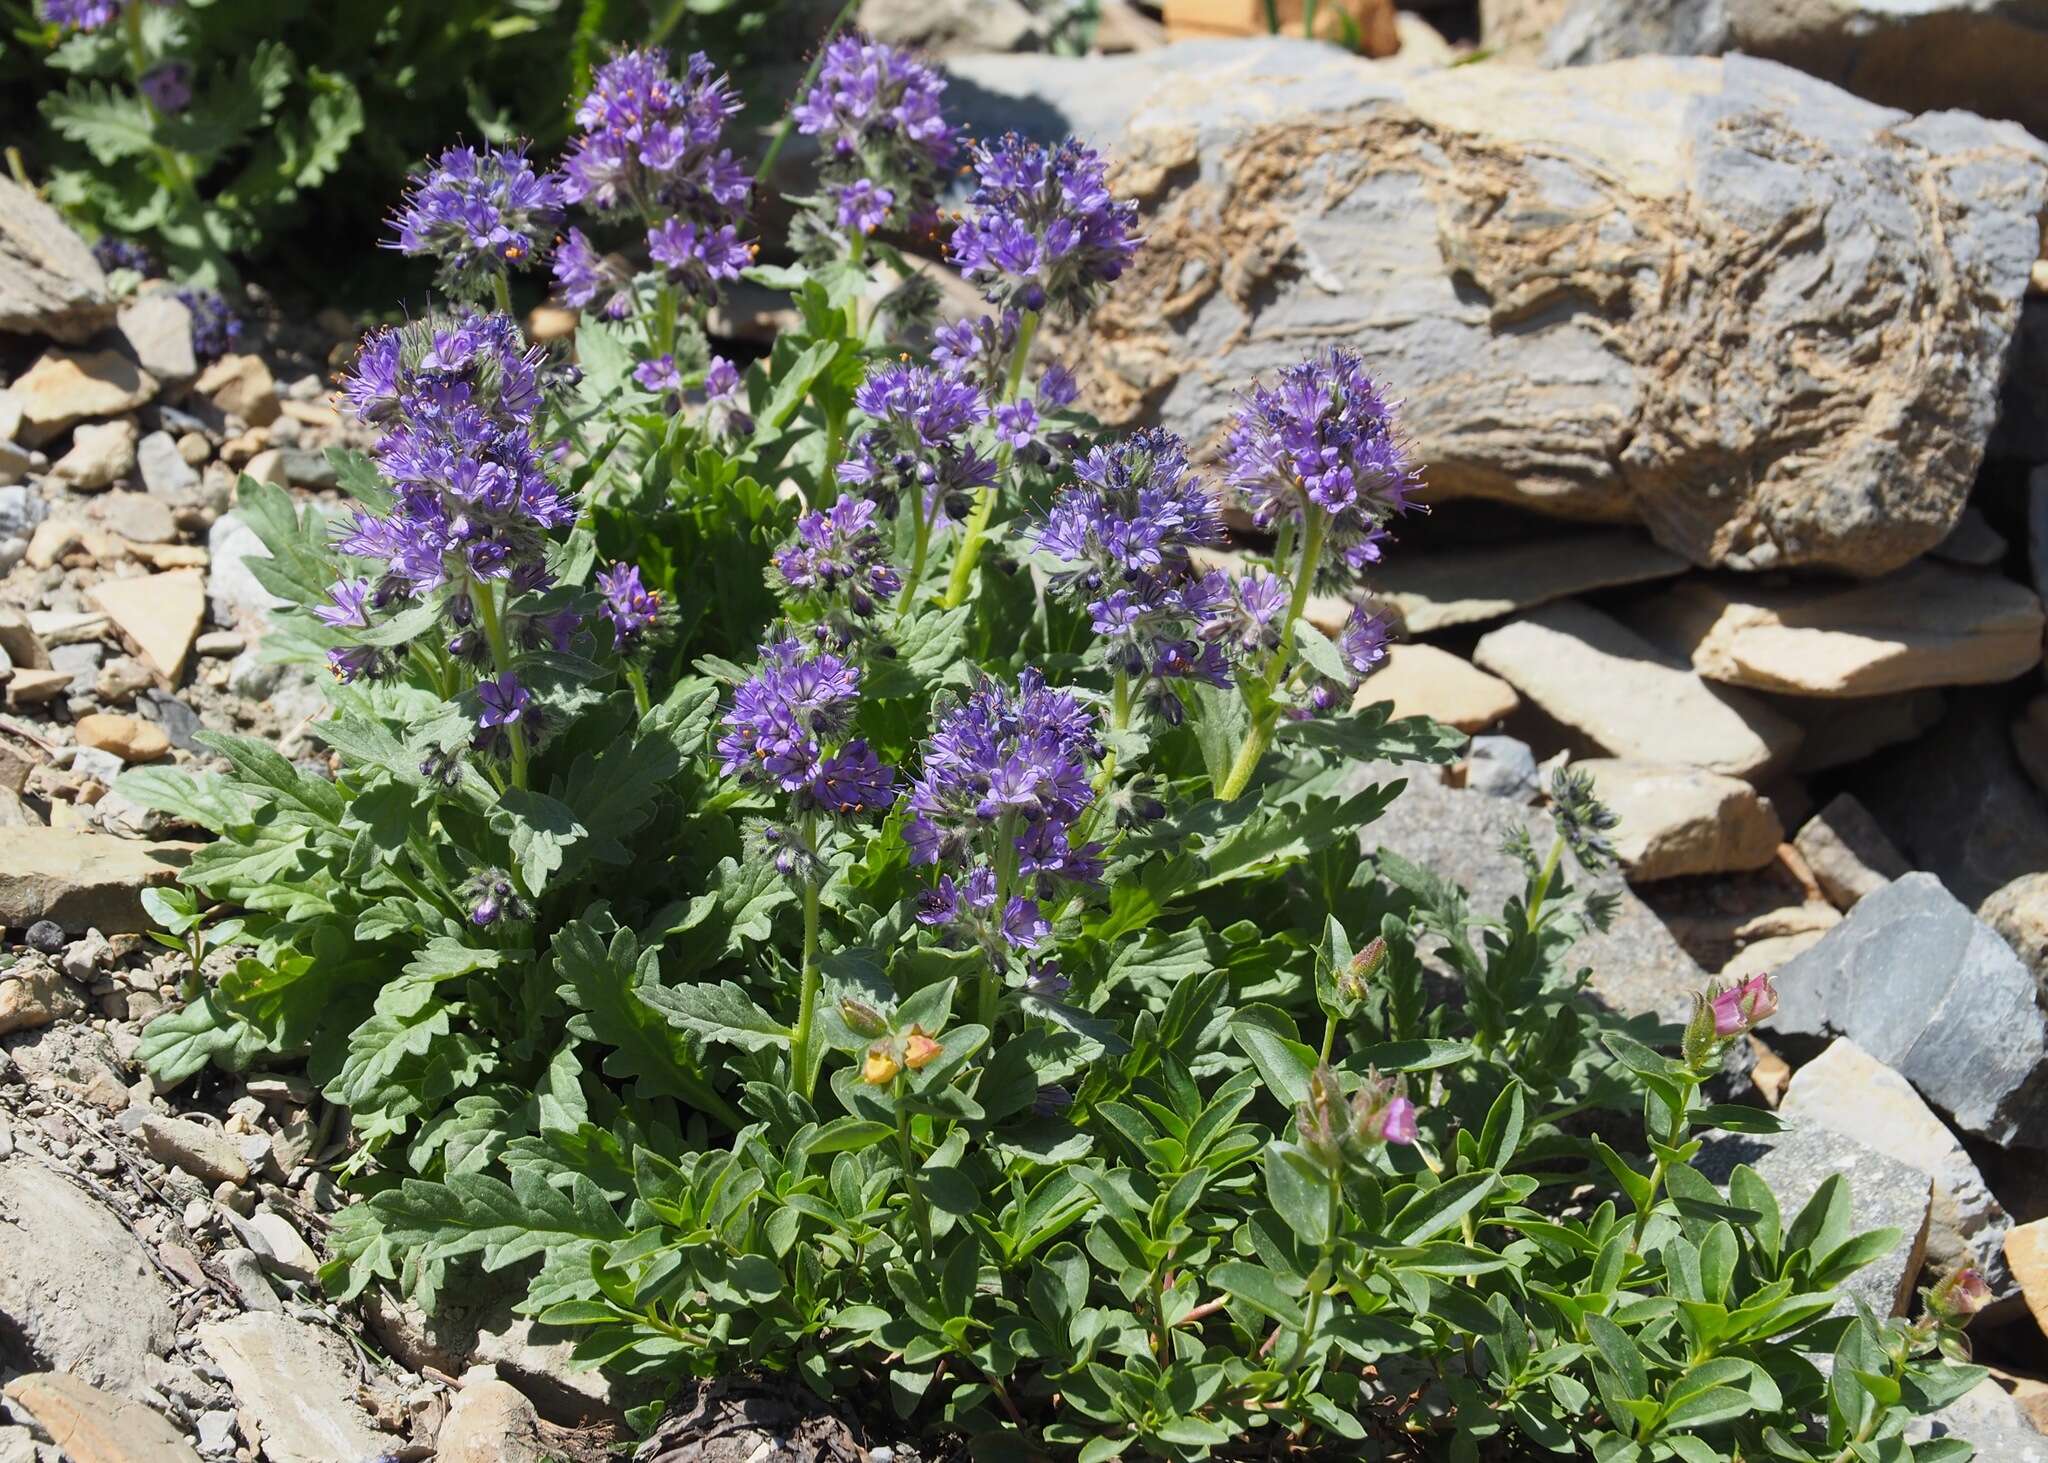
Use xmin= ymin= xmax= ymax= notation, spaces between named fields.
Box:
xmin=1296 ymin=1062 xmax=1417 ymax=1173
xmin=1681 ymin=973 xmax=1778 ymax=1071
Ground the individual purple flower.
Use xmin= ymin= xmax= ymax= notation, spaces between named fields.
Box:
xmin=808 ymin=738 xmax=898 ymax=816
xmin=139 ymin=61 xmax=191 ymax=114
xmin=994 ymin=399 xmax=1040 ymax=452
xmin=633 ymin=354 xmax=683 ymax=394
xmin=646 ymin=217 xmax=752 ymax=299
xmin=389 ymin=143 xmax=564 ymax=299
xmin=1294 ymin=604 xmax=1397 ymax=719
xmin=696 ymin=355 xmax=753 ymax=439
xmin=1037 ymin=364 xmax=1078 ymax=410
xmin=948 ymin=135 xmax=1139 ymax=320
xmin=1224 ymin=346 xmax=1420 ymax=574
xmin=773 ymin=494 xmax=903 ymax=639
xmin=716 ymin=638 xmax=865 ymax=794
xmin=466 ymin=869 xmax=527 ymax=927
xmin=794 ymin=35 xmax=956 ymax=238
xmin=596 ymin=562 xmax=661 ymax=649
xmin=92 ymin=238 xmax=156 ymax=277
xmin=477 ymin=671 xmax=532 ymax=729
xmin=40 ymin=0 xmax=119 ymax=31
xmin=838 ymin=362 xmax=994 ymax=527
xmin=929 ymin=310 xmax=1020 ymax=394
xmin=314 ymin=578 xmax=373 ymax=629
xmin=326 ymin=645 xmax=383 ymax=683
xmin=178 ymin=289 xmax=242 ymax=362
xmin=561 ymin=48 xmax=750 ymax=228
xmin=550 ymin=228 xmax=634 ymax=318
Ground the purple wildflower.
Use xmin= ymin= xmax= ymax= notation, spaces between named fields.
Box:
xmin=808 ymin=738 xmax=898 ymax=816
xmin=646 ymin=217 xmax=752 ymax=300
xmin=551 ymin=228 xmax=634 ymax=318
xmin=314 ymin=578 xmax=373 ymax=629
xmin=838 ymin=362 xmax=993 ymax=527
xmin=1224 ymin=346 xmax=1420 ymax=574
xmin=772 ymin=494 xmax=903 ymax=638
xmin=1038 ymin=364 xmax=1078 ymax=409
xmin=794 ymin=35 xmax=956 ymax=238
xmin=139 ymin=61 xmax=191 ymax=114
xmin=92 ymin=238 xmax=156 ymax=277
xmin=389 ymin=144 xmax=564 ymax=298
xmin=596 ymin=562 xmax=661 ymax=649
xmin=716 ymin=639 xmax=865 ymax=794
xmin=561 ymin=49 xmax=750 ymax=228
xmin=326 ymin=645 xmax=383 ymax=683
xmin=929 ymin=310 xmax=1020 ymax=394
xmin=697 ymin=356 xmax=753 ymax=439
xmin=477 ymin=671 xmax=532 ymax=728
xmin=633 ymin=354 xmax=683 ymax=394
xmin=41 ymin=0 xmax=119 ymax=30
xmin=948 ymin=135 xmax=1139 ymax=320
xmin=177 ymin=289 xmax=241 ymax=362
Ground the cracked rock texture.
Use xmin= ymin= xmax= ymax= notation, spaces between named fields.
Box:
xmin=946 ymin=41 xmax=2048 ymax=573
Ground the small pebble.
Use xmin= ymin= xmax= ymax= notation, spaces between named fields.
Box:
xmin=182 ymin=1197 xmax=211 ymax=1231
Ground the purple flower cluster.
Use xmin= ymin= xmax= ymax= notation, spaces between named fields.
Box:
xmin=930 ymin=311 xmax=1021 ymax=393
xmin=177 ymin=289 xmax=241 ymax=362
xmin=93 ymin=238 xmax=157 ymax=277
xmin=1036 ymin=429 xmax=1233 ymax=722
xmin=596 ymin=563 xmax=661 ymax=649
xmin=1224 ymin=346 xmax=1420 ymax=574
xmin=698 ymin=356 xmax=753 ymax=440
xmin=792 ymin=35 xmax=956 ymax=238
xmin=555 ymin=49 xmax=752 ymax=305
xmin=552 ymin=230 xmax=633 ymax=318
xmin=839 ymin=363 xmax=994 ymax=525
xmin=41 ymin=0 xmax=120 ymax=31
xmin=906 ymin=671 xmax=1102 ymax=969
xmin=773 ymin=494 xmax=903 ymax=640
xmin=1292 ymin=604 xmax=1396 ymax=717
xmin=948 ymin=136 xmax=1139 ymax=320
xmin=390 ymin=144 xmax=564 ymax=298
xmin=328 ymin=313 xmax=573 ymax=680
xmin=717 ymin=641 xmax=897 ymax=840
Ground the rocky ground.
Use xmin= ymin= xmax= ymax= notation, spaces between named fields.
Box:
xmin=6 ymin=1 xmax=2048 ymax=1459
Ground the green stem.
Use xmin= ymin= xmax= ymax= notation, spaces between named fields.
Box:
xmin=895 ymin=1095 xmax=935 ymax=1260
xmin=625 ymin=663 xmax=651 ymax=719
xmin=941 ymin=310 xmax=1039 ymax=609
xmin=490 ymin=271 xmax=514 ymax=320
xmin=1302 ymin=0 xmax=1320 ymax=38
xmin=792 ymin=826 xmax=823 ymax=1100
xmin=1319 ymin=1009 xmax=1339 ymax=1065
xmin=1215 ymin=508 xmax=1329 ymax=802
xmin=1262 ymin=0 xmax=1282 ymax=31
xmin=822 ymin=399 xmax=848 ymax=502
xmin=471 ymin=578 xmax=528 ymax=792
xmin=754 ymin=0 xmax=862 ymax=185
xmin=1524 ymin=832 xmax=1566 ymax=933
xmin=893 ymin=498 xmax=936 ymax=621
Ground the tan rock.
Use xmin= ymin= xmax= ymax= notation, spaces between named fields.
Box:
xmin=3 ymin=1373 xmax=200 ymax=1463
xmin=2016 ymin=694 xmax=2048 ymax=799
xmin=97 ymin=490 xmax=176 ymax=545
xmin=199 ymin=1313 xmax=386 ymax=1463
xmin=1644 ymin=566 xmax=2046 ymax=698
xmin=194 ymin=353 xmax=279 ymax=428
xmin=527 ymin=305 xmax=579 ymax=342
xmin=279 ymin=399 xmax=338 ymax=430
xmin=134 ymin=1113 xmax=248 ymax=1186
xmin=242 ymin=447 xmax=288 ymax=487
xmin=437 ymin=1371 xmax=546 ymax=1463
xmin=8 ymin=349 xmax=156 ymax=446
xmin=1795 ymin=793 xmax=1910 ymax=911
xmin=0 ymin=827 xmax=195 ymax=933
xmin=1473 ymin=601 xmax=1802 ymax=778
xmin=0 ymin=608 xmax=49 ymax=671
xmin=88 ymin=570 xmax=205 ymax=682
xmin=131 ymin=542 xmax=209 ymax=570
xmin=1980 ymin=872 xmax=2048 ymax=983
xmin=51 ymin=417 xmax=138 ymax=490
xmin=23 ymin=518 xmax=83 ymax=570
xmin=1371 ymin=530 xmax=1687 ymax=633
xmin=1357 ymin=643 xmax=1518 ymax=732
xmin=5 ymin=668 xmax=71 ymax=707
xmin=0 ymin=175 xmax=114 ymax=345
xmin=74 ymin=713 xmax=171 ymax=764
xmin=1720 ymin=929 xmax=1831 ymax=985
xmin=0 ymin=962 xmax=83 ymax=1037
xmin=1748 ymin=1037 xmax=1791 ymax=1107
xmin=2013 ymin=1220 xmax=2048 ymax=1340
xmin=1579 ymin=758 xmax=1783 ymax=880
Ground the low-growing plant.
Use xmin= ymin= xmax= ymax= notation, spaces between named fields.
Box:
xmin=122 ymin=36 xmax=1993 ymax=1461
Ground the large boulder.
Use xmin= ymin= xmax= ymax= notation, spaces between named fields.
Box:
xmin=945 ymin=41 xmax=2048 ymax=573
xmin=0 ymin=178 xmax=112 ymax=345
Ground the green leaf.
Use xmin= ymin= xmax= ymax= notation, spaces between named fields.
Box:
xmin=554 ymin=918 xmax=732 ymax=1120
xmin=1226 ymin=1006 xmax=1315 ymax=1106
xmin=138 ymin=993 xmax=265 ymax=1085
xmin=640 ymin=980 xmax=789 ymax=1054
xmin=1387 ymin=1171 xmax=1497 ymax=1246
xmin=1209 ymin=1260 xmax=1305 ymax=1329
xmin=1585 ymin=1313 xmax=1649 ymax=1399
xmin=491 ymin=787 xmax=585 ymax=893
xmin=367 ymin=1166 xmax=627 ymax=1275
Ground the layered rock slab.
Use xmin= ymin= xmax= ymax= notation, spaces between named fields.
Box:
xmin=947 ymin=41 xmax=2048 ymax=572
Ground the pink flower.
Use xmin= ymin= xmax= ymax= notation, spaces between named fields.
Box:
xmin=1379 ymin=1096 xmax=1418 ymax=1146
xmin=1711 ymin=973 xmax=1778 ymax=1037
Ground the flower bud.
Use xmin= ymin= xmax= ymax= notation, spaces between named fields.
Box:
xmin=1929 ymin=1266 xmax=1992 ymax=1322
xmin=1681 ymin=990 xmax=1721 ymax=1071
xmin=839 ymin=997 xmax=888 ymax=1038
xmin=861 ymin=1044 xmax=900 ymax=1085
xmin=902 ymin=1027 xmax=944 ymax=1070
xmin=1711 ymin=973 xmax=1778 ymax=1038
xmin=1295 ymin=1063 xmax=1346 ymax=1168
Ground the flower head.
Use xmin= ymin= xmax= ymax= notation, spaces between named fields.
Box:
xmin=140 ymin=61 xmax=191 ymax=114
xmin=41 ymin=0 xmax=119 ymax=31
xmin=92 ymin=237 xmax=156 ymax=277
xmin=717 ymin=640 xmax=896 ymax=822
xmin=551 ymin=228 xmax=634 ymax=318
xmin=561 ymin=48 xmax=751 ymax=228
xmin=839 ymin=363 xmax=993 ymax=526
xmin=773 ymin=494 xmax=903 ymax=639
xmin=697 ymin=356 xmax=753 ymax=439
xmin=1225 ymin=347 xmax=1420 ymax=574
xmin=390 ymin=144 xmax=564 ymax=299
xmin=646 ymin=216 xmax=752 ymax=300
xmin=1710 ymin=973 xmax=1779 ymax=1038
xmin=795 ymin=35 xmax=956 ymax=237
xmin=177 ymin=289 xmax=241 ymax=362
xmin=596 ymin=562 xmax=661 ymax=649
xmin=948 ymin=135 xmax=1139 ymax=320
xmin=633 ymin=354 xmax=684 ymax=395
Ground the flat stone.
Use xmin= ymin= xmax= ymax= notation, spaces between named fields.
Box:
xmin=1355 ymin=758 xmax=1706 ymax=1022
xmin=0 ymin=608 xmax=47 ymax=670
xmin=1579 ymin=759 xmax=1782 ymax=881
xmin=1642 ymin=566 xmax=2046 ymax=698
xmin=0 ymin=827 xmax=195 ymax=933
xmin=1795 ymin=793 xmax=1910 ymax=911
xmin=135 ymin=430 xmax=200 ymax=498
xmin=219 ymin=1247 xmax=279 ymax=1312
xmin=1769 ymin=873 xmax=2048 ymax=1148
xmin=97 ymin=489 xmax=176 ymax=545
xmin=955 ymin=42 xmax=2048 ymax=573
xmin=5 ymin=667 xmax=71 ymax=707
xmin=3 ymin=1372 xmax=200 ymax=1463
xmin=9 ymin=350 xmax=156 ymax=446
xmin=436 ymin=1372 xmax=547 ymax=1463
xmin=193 ymin=354 xmax=278 ymax=429
xmin=1694 ymin=1120 xmax=1931 ymax=1318
xmin=1915 ymin=1378 xmax=2048 ymax=1461
xmin=198 ymin=1313 xmax=386 ymax=1463
xmin=241 ymin=447 xmax=287 ymax=487
xmin=0 ymin=961 xmax=83 ymax=1036
xmin=115 ymin=289 xmax=197 ymax=387
xmin=1371 ymin=530 xmax=1688 ymax=633
xmin=1465 ymin=733 xmax=1538 ymax=800
xmin=51 ymin=418 xmax=139 ymax=491
xmin=1852 ymin=692 xmax=2048 ymax=907
xmin=89 ymin=570 xmax=205 ymax=683
xmin=1358 ymin=643 xmax=1518 ymax=733
xmin=1981 ymin=872 xmax=2048 ymax=984
xmin=223 ymin=1207 xmax=318 ymax=1283
xmin=0 ymin=1146 xmax=177 ymax=1399
xmin=75 ymin=713 xmax=171 ymax=764
xmin=1473 ymin=600 xmax=1803 ymax=778
xmin=1781 ymin=1038 xmax=2013 ymax=1300
xmin=2009 ymin=1219 xmax=2048 ymax=1342
xmin=134 ymin=1113 xmax=248 ymax=1186
xmin=0 ymin=175 xmax=112 ymax=344
xmin=1777 ymin=687 xmax=1949 ymax=775
xmin=1720 ymin=929 xmax=1831 ymax=984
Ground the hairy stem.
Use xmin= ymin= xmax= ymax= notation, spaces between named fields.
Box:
xmin=792 ymin=821 xmax=823 ymax=1100
xmin=1216 ymin=507 xmax=1329 ymax=802
xmin=942 ymin=310 xmax=1039 ymax=608
xmin=471 ymin=578 xmax=529 ymax=792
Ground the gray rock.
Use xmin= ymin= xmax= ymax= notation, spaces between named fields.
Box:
xmin=0 ymin=827 xmax=195 ymax=934
xmin=1931 ymin=505 xmax=2008 ymax=569
xmin=1527 ymin=0 xmax=2048 ymax=149
xmin=1465 ymin=734 xmax=1538 ymax=801
xmin=205 ymin=513 xmax=287 ymax=630
xmin=223 ymin=1206 xmax=319 ymax=1283
xmin=0 ymin=1143 xmax=178 ymax=1399
xmin=1794 ymin=793 xmax=1909 ymax=911
xmin=1851 ymin=692 xmax=2048 ymax=908
xmin=1357 ymin=760 xmax=1706 ymax=1023
xmin=947 ymin=42 xmax=2048 ymax=573
xmin=136 ymin=428 xmax=201 ymax=497
xmin=116 ymin=289 xmax=198 ymax=387
xmin=1914 ymin=1378 xmax=2048 ymax=1460
xmin=197 ymin=1312 xmax=386 ymax=1463
xmin=1980 ymin=871 xmax=2048 ymax=985
xmin=861 ymin=0 xmax=1049 ymax=54
xmin=0 ymin=177 xmax=112 ymax=344
xmin=134 ymin=1113 xmax=249 ymax=1186
xmin=48 ymin=641 xmax=103 ymax=695
xmin=1769 ymin=873 xmax=2048 ymax=1148
xmin=1694 ymin=1119 xmax=1931 ymax=1318
xmin=219 ymin=1247 xmax=280 ymax=1312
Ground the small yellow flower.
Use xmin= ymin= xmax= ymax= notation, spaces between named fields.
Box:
xmin=902 ymin=1027 xmax=944 ymax=1070
xmin=862 ymin=1044 xmax=900 ymax=1085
